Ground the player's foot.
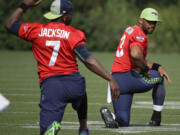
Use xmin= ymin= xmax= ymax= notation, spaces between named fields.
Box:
xmin=44 ymin=121 xmax=61 ymax=135
xmin=79 ymin=129 xmax=89 ymax=135
xmin=100 ymin=107 xmax=118 ymax=128
xmin=149 ymin=110 xmax=161 ymax=126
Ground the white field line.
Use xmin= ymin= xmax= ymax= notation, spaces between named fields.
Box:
xmin=133 ymin=95 xmax=180 ymax=101
xmin=4 ymin=111 xmax=180 ymax=120
xmin=4 ymin=94 xmax=39 ymax=96
xmin=1 ymin=121 xmax=180 ymax=126
xmin=20 ymin=121 xmax=180 ymax=134
xmin=4 ymin=112 xmax=180 ymax=118
xmin=0 ymin=88 xmax=38 ymax=91
xmin=135 ymin=101 xmax=180 ymax=105
xmin=11 ymin=101 xmax=180 ymax=105
xmin=1 ymin=121 xmax=180 ymax=134
xmin=2 ymin=93 xmax=180 ymax=100
xmin=2 ymin=93 xmax=180 ymax=101
xmin=10 ymin=101 xmax=180 ymax=110
xmin=134 ymin=101 xmax=180 ymax=109
xmin=5 ymin=112 xmax=37 ymax=114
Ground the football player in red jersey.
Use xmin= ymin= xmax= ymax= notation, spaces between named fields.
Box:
xmin=100 ymin=8 xmax=172 ymax=128
xmin=6 ymin=0 xmax=120 ymax=134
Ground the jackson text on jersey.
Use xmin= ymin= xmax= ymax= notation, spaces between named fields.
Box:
xmin=38 ymin=28 xmax=70 ymax=39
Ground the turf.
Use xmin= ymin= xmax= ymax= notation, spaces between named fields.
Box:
xmin=0 ymin=51 xmax=180 ymax=135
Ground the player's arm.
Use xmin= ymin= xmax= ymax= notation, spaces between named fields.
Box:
xmin=5 ymin=0 xmax=42 ymax=31
xmin=74 ymin=45 xmax=120 ymax=100
xmin=130 ymin=45 xmax=150 ymax=77
xmin=130 ymin=46 xmax=172 ymax=83
xmin=146 ymin=61 xmax=172 ymax=83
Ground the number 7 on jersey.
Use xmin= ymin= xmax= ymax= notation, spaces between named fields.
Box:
xmin=46 ymin=40 xmax=61 ymax=66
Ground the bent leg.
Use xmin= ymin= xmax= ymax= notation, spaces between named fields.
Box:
xmin=131 ymin=70 xmax=166 ymax=125
xmin=112 ymin=94 xmax=133 ymax=127
xmin=152 ymin=80 xmax=165 ymax=108
xmin=40 ymin=108 xmax=65 ymax=135
xmin=39 ymin=78 xmax=67 ymax=135
xmin=149 ymin=79 xmax=166 ymax=126
xmin=72 ymin=93 xmax=89 ymax=135
xmin=112 ymin=70 xmax=163 ymax=94
xmin=132 ymin=70 xmax=166 ymax=111
xmin=111 ymin=70 xmax=165 ymax=127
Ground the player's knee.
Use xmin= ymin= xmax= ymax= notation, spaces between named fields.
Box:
xmin=115 ymin=113 xmax=130 ymax=127
xmin=73 ymin=94 xmax=87 ymax=120
xmin=40 ymin=127 xmax=46 ymax=135
xmin=115 ymin=117 xmax=129 ymax=126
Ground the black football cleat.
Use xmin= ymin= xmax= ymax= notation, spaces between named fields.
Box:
xmin=149 ymin=120 xmax=161 ymax=126
xmin=149 ymin=110 xmax=161 ymax=126
xmin=100 ymin=107 xmax=119 ymax=128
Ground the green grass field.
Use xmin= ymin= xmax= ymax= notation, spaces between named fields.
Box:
xmin=0 ymin=51 xmax=180 ymax=135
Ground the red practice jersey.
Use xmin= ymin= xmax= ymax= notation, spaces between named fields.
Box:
xmin=18 ymin=22 xmax=86 ymax=82
xmin=112 ymin=25 xmax=148 ymax=73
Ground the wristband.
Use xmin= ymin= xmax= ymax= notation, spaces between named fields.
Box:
xmin=152 ymin=63 xmax=161 ymax=71
xmin=19 ymin=3 xmax=29 ymax=12
xmin=141 ymin=66 xmax=149 ymax=73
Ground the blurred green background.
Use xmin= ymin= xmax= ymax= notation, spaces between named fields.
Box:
xmin=0 ymin=0 xmax=180 ymax=52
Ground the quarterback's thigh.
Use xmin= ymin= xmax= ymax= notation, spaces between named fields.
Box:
xmin=40 ymin=77 xmax=68 ymax=111
xmin=114 ymin=70 xmax=163 ymax=93
xmin=136 ymin=70 xmax=163 ymax=90
xmin=39 ymin=78 xmax=68 ymax=129
xmin=112 ymin=72 xmax=151 ymax=93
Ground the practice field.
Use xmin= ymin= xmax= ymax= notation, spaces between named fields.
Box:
xmin=0 ymin=51 xmax=180 ymax=135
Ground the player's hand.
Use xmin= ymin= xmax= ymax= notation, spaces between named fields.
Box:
xmin=143 ymin=71 xmax=151 ymax=78
xmin=135 ymin=68 xmax=151 ymax=78
xmin=109 ymin=78 xmax=120 ymax=100
xmin=158 ymin=66 xmax=172 ymax=83
xmin=23 ymin=0 xmax=42 ymax=7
